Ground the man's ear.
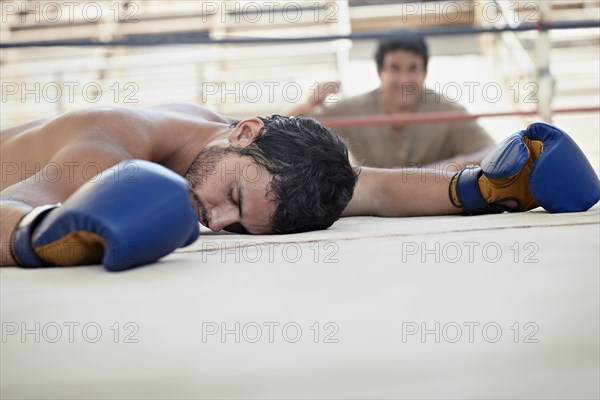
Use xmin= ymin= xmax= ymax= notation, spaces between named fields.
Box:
xmin=228 ymin=118 xmax=264 ymax=147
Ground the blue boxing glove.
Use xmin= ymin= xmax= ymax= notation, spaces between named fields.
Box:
xmin=11 ymin=160 xmax=200 ymax=271
xmin=450 ymin=122 xmax=600 ymax=214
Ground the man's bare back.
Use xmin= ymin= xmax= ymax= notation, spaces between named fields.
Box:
xmin=1 ymin=103 xmax=239 ymax=192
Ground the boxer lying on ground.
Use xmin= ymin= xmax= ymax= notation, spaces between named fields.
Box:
xmin=1 ymin=103 xmax=599 ymax=270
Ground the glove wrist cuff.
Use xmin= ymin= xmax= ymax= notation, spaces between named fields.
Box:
xmin=10 ymin=205 xmax=59 ymax=268
xmin=455 ymin=167 xmax=502 ymax=215
xmin=449 ymin=173 xmax=462 ymax=209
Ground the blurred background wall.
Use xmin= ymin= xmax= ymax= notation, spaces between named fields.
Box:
xmin=1 ymin=0 xmax=598 ymax=139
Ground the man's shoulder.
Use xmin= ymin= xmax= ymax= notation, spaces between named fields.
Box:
xmin=143 ymin=101 xmax=203 ymax=114
xmin=60 ymin=105 xmax=150 ymax=126
xmin=144 ymin=102 xmax=238 ymax=124
xmin=48 ymin=106 xmax=155 ymax=158
xmin=65 ymin=102 xmax=215 ymax=121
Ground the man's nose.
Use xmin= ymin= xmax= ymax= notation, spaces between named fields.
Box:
xmin=209 ymin=205 xmax=238 ymax=232
xmin=396 ymin=71 xmax=415 ymax=85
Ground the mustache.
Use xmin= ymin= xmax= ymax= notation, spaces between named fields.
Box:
xmin=197 ymin=195 xmax=210 ymax=228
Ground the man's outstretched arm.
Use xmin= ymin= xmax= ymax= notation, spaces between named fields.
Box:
xmin=343 ymin=123 xmax=600 ymax=218
xmin=425 ymin=145 xmax=496 ymax=172
xmin=343 ymin=167 xmax=461 ymax=217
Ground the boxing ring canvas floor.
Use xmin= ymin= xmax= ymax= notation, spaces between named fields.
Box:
xmin=1 ymin=116 xmax=599 ymax=399
xmin=1 ymin=207 xmax=599 ymax=399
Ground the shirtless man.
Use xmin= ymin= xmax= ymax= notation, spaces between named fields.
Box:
xmin=2 ymin=103 xmax=599 ymax=270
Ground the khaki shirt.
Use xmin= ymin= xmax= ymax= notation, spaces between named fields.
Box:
xmin=315 ymin=88 xmax=495 ymax=168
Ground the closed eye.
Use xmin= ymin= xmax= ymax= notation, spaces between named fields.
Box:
xmin=228 ymin=186 xmax=243 ymax=217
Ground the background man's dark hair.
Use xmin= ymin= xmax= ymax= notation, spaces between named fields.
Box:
xmin=239 ymin=115 xmax=359 ymax=234
xmin=375 ymin=37 xmax=429 ymax=72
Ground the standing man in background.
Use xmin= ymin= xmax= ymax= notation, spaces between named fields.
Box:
xmin=291 ymin=37 xmax=495 ymax=170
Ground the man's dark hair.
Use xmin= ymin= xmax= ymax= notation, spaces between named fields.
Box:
xmin=238 ymin=115 xmax=359 ymax=234
xmin=375 ymin=37 xmax=429 ymax=72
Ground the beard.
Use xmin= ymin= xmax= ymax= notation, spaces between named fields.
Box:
xmin=184 ymin=146 xmax=243 ymax=229
xmin=184 ymin=146 xmax=240 ymax=191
